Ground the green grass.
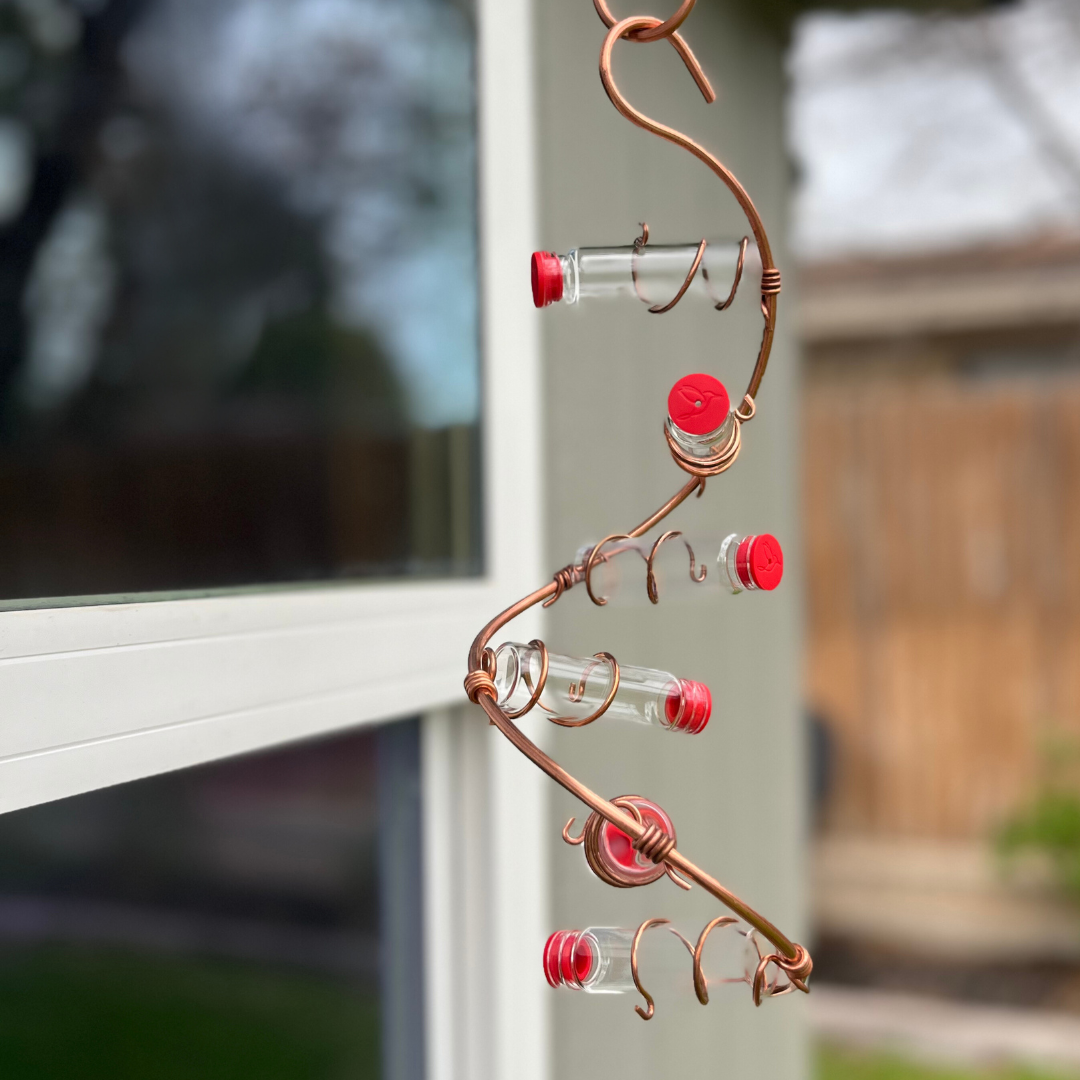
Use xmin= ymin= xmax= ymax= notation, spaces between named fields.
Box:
xmin=818 ymin=1045 xmax=1077 ymax=1080
xmin=0 ymin=946 xmax=380 ymax=1079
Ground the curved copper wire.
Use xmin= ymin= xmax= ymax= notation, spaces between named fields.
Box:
xmin=691 ymin=916 xmax=738 ymax=1004
xmin=594 ymin=0 xmax=696 ymax=43
xmin=734 ymin=392 xmax=756 ymax=424
xmin=549 ymin=652 xmax=621 ymax=728
xmin=593 ymin=2 xmax=714 ymax=104
xmin=753 ymin=942 xmax=813 ymax=1006
xmin=665 ymin=410 xmax=743 ymax=479
xmin=646 ymin=530 xmax=681 ymax=604
xmin=629 ymin=225 xmax=747 ymax=315
xmin=703 ymin=236 xmax=748 ymax=311
xmin=499 ymin=638 xmax=549 ymax=720
xmin=631 ymin=918 xmax=671 ymax=1020
xmin=577 ymin=794 xmax=693 ymax=892
xmin=645 ymin=530 xmax=708 ymax=604
xmin=562 ymin=817 xmax=586 ymax=845
xmin=631 ymin=232 xmax=708 ymax=313
xmin=584 ymin=533 xmax=634 ymax=606
xmin=598 ymin=16 xmax=778 ymax=405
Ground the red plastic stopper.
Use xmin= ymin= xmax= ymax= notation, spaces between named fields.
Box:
xmin=665 ymin=679 xmax=712 ymax=734
xmin=531 ymin=251 xmax=563 ymax=307
xmin=667 ymin=374 xmax=730 ymax=436
xmin=735 ymin=534 xmax=784 ymax=591
xmin=600 ymin=798 xmax=676 ymax=880
xmin=544 ymin=930 xmax=593 ymax=988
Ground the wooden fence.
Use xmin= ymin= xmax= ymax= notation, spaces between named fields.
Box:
xmin=805 ymin=372 xmax=1080 ymax=839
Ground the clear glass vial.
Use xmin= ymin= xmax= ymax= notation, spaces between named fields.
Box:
xmin=543 ymin=921 xmax=785 ymax=998
xmin=493 ymin=641 xmax=711 ymax=734
xmin=531 ymin=240 xmax=759 ymax=308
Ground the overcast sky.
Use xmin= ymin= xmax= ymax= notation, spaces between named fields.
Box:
xmin=787 ymin=0 xmax=1080 ymax=261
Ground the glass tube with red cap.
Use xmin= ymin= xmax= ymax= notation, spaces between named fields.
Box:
xmin=531 ymin=241 xmax=759 ymax=309
xmin=543 ymin=920 xmax=785 ymax=998
xmin=718 ymin=532 xmax=783 ymax=594
xmin=666 ymin=372 xmax=736 ymax=459
xmin=493 ymin=641 xmax=711 ymax=734
xmin=576 ymin=527 xmax=784 ymax=605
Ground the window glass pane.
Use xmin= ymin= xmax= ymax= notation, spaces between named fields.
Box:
xmin=0 ymin=721 xmax=424 ymax=1079
xmin=0 ymin=0 xmax=481 ymax=604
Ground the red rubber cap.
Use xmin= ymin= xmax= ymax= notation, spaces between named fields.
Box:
xmin=735 ymin=534 xmax=784 ymax=591
xmin=543 ymin=930 xmax=593 ymax=988
xmin=665 ymin=679 xmax=712 ymax=733
xmin=599 ymin=798 xmax=676 ymax=882
xmin=531 ymin=251 xmax=563 ymax=307
xmin=543 ymin=931 xmax=563 ymax=987
xmin=667 ymin=374 xmax=730 ymax=436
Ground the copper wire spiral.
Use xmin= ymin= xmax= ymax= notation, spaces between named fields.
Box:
xmin=463 ymin=0 xmax=810 ymax=1017
xmin=630 ymin=223 xmax=749 ymax=314
xmin=563 ymin=795 xmax=691 ymax=892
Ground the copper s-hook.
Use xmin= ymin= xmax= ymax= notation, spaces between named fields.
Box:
xmin=592 ymin=0 xmax=714 ymax=101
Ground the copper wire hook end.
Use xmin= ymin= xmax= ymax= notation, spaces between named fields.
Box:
xmin=593 ymin=2 xmax=715 ymax=101
xmin=631 ymin=918 xmax=670 ymax=1020
xmin=562 ymin=817 xmax=586 ymax=845
xmin=584 ymin=534 xmax=632 ymax=606
xmin=665 ymin=864 xmax=693 ymax=890
xmin=735 ymin=394 xmax=756 ymax=423
xmin=634 ymin=222 xmax=649 ymax=251
xmin=685 ymin=539 xmax=707 ymax=583
xmin=645 ymin=530 xmax=682 ymax=604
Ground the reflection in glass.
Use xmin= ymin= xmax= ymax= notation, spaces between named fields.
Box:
xmin=0 ymin=0 xmax=481 ymax=602
xmin=0 ymin=721 xmax=424 ymax=1079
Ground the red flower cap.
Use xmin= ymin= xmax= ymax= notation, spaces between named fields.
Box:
xmin=599 ymin=798 xmax=677 ymax=883
xmin=735 ymin=534 xmax=784 ymax=591
xmin=543 ymin=930 xmax=593 ymax=988
xmin=665 ymin=679 xmax=712 ymax=733
xmin=667 ymin=374 xmax=730 ymax=435
xmin=531 ymin=251 xmax=563 ymax=307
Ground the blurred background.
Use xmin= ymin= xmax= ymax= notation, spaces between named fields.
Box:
xmin=793 ymin=1 xmax=1080 ymax=1078
xmin=1 ymin=0 xmax=1080 ymax=1078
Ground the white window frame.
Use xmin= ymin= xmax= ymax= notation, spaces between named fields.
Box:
xmin=0 ymin=0 xmax=546 ymax=1076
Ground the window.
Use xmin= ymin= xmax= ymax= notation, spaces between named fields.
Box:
xmin=0 ymin=720 xmax=422 ymax=1078
xmin=0 ymin=0 xmax=481 ymax=602
xmin=0 ymin=0 xmax=545 ymax=1077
